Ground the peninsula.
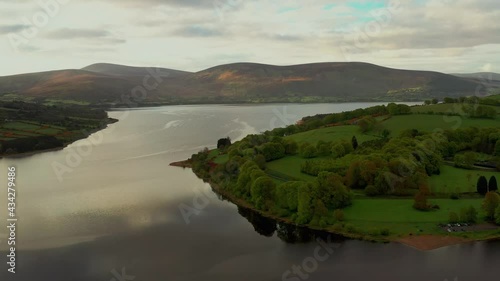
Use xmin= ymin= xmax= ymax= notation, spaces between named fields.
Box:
xmin=177 ymin=97 xmax=500 ymax=250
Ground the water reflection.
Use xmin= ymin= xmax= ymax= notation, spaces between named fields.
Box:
xmin=237 ymin=207 xmax=276 ymax=237
xmin=236 ymin=205 xmax=347 ymax=244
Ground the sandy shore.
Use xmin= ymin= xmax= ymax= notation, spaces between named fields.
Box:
xmin=398 ymin=235 xmax=472 ymax=251
xmin=169 ymin=159 xmax=192 ymax=168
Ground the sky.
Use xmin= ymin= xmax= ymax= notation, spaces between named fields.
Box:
xmin=0 ymin=0 xmax=499 ymax=76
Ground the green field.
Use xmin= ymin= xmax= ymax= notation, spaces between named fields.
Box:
xmin=486 ymin=94 xmax=500 ymax=100
xmin=411 ymin=103 xmax=500 ymax=114
xmin=0 ymin=121 xmax=65 ymax=136
xmin=429 ymin=165 xmax=500 ymax=194
xmin=44 ymin=99 xmax=90 ymax=106
xmin=342 ymin=198 xmax=484 ymax=235
xmin=286 ymin=125 xmax=378 ymax=145
xmin=2 ymin=121 xmax=47 ymax=131
xmin=282 ymin=114 xmax=498 ymax=147
xmin=266 ymin=155 xmax=316 ymax=181
xmin=214 ymin=154 xmax=229 ymax=164
xmin=0 ymin=93 xmax=35 ymax=102
xmin=381 ymin=114 xmax=499 ymax=136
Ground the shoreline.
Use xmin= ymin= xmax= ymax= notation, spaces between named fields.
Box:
xmin=0 ymin=117 xmax=118 ymax=159
xmin=397 ymin=235 xmax=472 ymax=251
xmin=169 ymin=159 xmax=192 ymax=168
xmin=105 ymin=100 xmax=424 ymax=109
xmin=172 ymin=161 xmax=500 ymax=251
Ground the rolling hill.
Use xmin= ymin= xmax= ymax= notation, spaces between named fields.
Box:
xmin=0 ymin=62 xmax=487 ymax=106
xmin=451 ymin=72 xmax=500 ymax=93
xmin=451 ymin=72 xmax=500 ymax=81
xmin=82 ymin=63 xmax=191 ymax=78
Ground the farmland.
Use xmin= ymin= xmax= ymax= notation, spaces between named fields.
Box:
xmin=0 ymin=101 xmax=115 ymax=155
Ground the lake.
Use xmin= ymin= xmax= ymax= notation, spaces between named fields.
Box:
xmin=0 ymin=103 xmax=498 ymax=281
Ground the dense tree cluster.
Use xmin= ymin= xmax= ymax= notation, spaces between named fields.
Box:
xmin=454 ymin=152 xmax=477 ymax=169
xmin=463 ymin=104 xmax=497 ymax=119
xmin=422 ymin=96 xmax=499 ymax=119
xmin=449 ymin=206 xmax=478 ymax=224
xmin=443 ymin=127 xmax=500 ymax=168
xmin=300 ymin=133 xmax=443 ymax=196
xmin=442 ymin=95 xmax=500 ymax=107
xmin=0 ymin=136 xmax=63 ymax=154
xmin=386 ymin=103 xmax=411 ymax=115
xmin=0 ymin=101 xmax=112 ymax=155
xmin=0 ymin=101 xmax=107 ymax=126
xmin=191 ymin=146 xmax=354 ymax=226
xmin=482 ymin=192 xmax=500 ymax=221
xmin=217 ymin=137 xmax=231 ymax=150
xmin=291 ymin=105 xmax=389 ymax=134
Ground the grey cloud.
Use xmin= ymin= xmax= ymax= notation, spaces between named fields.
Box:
xmin=0 ymin=24 xmax=29 ymax=34
xmin=99 ymin=37 xmax=127 ymax=44
xmin=270 ymin=34 xmax=304 ymax=41
xmin=45 ymin=28 xmax=110 ymax=39
xmin=17 ymin=45 xmax=41 ymax=52
xmin=460 ymin=0 xmax=500 ymax=11
xmin=94 ymin=0 xmax=216 ymax=9
xmin=171 ymin=26 xmax=226 ymax=37
xmin=332 ymin=1 xmax=500 ymax=52
xmin=369 ymin=26 xmax=500 ymax=50
xmin=43 ymin=28 xmax=127 ymax=45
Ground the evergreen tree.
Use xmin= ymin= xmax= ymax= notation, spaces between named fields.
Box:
xmin=477 ymin=176 xmax=488 ymax=195
xmin=351 ymin=136 xmax=358 ymax=150
xmin=489 ymin=176 xmax=498 ymax=192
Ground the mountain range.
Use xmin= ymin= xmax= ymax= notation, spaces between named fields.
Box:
xmin=0 ymin=62 xmax=498 ymax=106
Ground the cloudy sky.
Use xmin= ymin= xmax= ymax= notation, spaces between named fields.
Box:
xmin=0 ymin=0 xmax=498 ymax=76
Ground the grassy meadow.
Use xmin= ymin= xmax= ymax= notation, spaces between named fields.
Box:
xmin=0 ymin=121 xmax=67 ymax=141
xmin=286 ymin=125 xmax=378 ymax=145
xmin=429 ymin=165 xmax=500 ymax=194
xmin=266 ymin=155 xmax=317 ymax=181
xmin=411 ymin=103 xmax=500 ymax=114
xmin=341 ymin=198 xmax=485 ymax=236
xmin=381 ymin=114 xmax=499 ymax=136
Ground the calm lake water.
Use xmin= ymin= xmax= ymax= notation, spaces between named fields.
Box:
xmin=0 ymin=103 xmax=498 ymax=281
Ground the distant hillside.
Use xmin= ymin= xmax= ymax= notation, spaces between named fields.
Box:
xmin=182 ymin=62 xmax=481 ymax=102
xmin=451 ymin=72 xmax=500 ymax=81
xmin=0 ymin=62 xmax=487 ymax=106
xmin=83 ymin=63 xmax=191 ymax=78
xmin=451 ymin=72 xmax=500 ymax=93
xmin=0 ymin=69 xmax=139 ymax=103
